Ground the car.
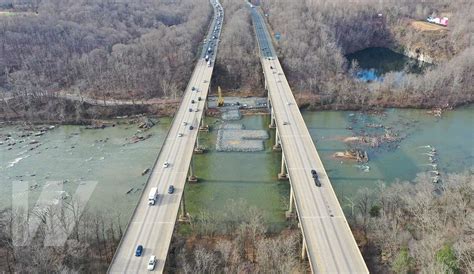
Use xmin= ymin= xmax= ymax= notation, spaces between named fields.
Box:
xmin=189 ymin=108 xmax=193 ymax=112
xmin=168 ymin=185 xmax=175 ymax=194
xmin=189 ymin=125 xmax=194 ymax=130
xmin=195 ymin=108 xmax=199 ymax=112
xmin=135 ymin=245 xmax=143 ymax=257
xmin=287 ymin=102 xmax=291 ymax=105
xmin=191 ymin=100 xmax=195 ymax=104
xmin=198 ymin=97 xmax=202 ymax=101
xmin=283 ymin=121 xmax=289 ymax=125
xmin=311 ymin=170 xmax=321 ymax=187
xmin=182 ymin=122 xmax=187 ymax=126
xmin=191 ymin=86 xmax=196 ymax=91
xmin=178 ymin=133 xmax=183 ymax=137
xmin=147 ymin=255 xmax=156 ymax=271
xmin=163 ymin=161 xmax=169 ymax=168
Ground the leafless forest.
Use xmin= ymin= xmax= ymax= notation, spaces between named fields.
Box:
xmin=0 ymin=201 xmax=123 ymax=272
xmin=349 ymin=171 xmax=473 ymax=273
xmin=166 ymin=200 xmax=307 ymax=273
xmin=0 ymin=0 xmax=472 ymax=121
xmin=261 ymin=0 xmax=473 ymax=109
xmin=0 ymin=0 xmax=211 ymax=100
xmin=213 ymin=0 xmax=263 ymax=93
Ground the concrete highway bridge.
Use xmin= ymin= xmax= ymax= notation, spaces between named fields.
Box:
xmin=108 ymin=0 xmax=223 ymax=272
xmin=250 ymin=5 xmax=368 ymax=273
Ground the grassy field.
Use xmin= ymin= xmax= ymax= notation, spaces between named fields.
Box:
xmin=411 ymin=20 xmax=448 ymax=31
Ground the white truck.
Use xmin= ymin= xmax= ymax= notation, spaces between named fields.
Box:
xmin=148 ymin=187 xmax=158 ymax=205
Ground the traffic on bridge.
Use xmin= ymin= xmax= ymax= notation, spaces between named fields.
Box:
xmin=108 ymin=0 xmax=223 ymax=272
xmin=250 ymin=5 xmax=369 ymax=273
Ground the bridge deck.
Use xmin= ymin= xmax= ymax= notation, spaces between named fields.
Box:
xmin=251 ymin=7 xmax=368 ymax=274
xmin=108 ymin=0 xmax=223 ymax=272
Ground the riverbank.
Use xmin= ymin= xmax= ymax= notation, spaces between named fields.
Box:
xmin=2 ymin=92 xmax=472 ymax=124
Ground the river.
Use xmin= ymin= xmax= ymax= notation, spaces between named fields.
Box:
xmin=1 ymin=107 xmax=472 ymax=227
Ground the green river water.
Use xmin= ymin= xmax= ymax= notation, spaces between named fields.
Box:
xmin=1 ymin=107 xmax=472 ymax=227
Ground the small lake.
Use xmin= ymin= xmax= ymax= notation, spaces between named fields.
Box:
xmin=347 ymin=47 xmax=430 ymax=81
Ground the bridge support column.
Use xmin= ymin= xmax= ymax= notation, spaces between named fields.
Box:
xmin=278 ymin=151 xmax=288 ymax=180
xmin=194 ymin=134 xmax=204 ymax=154
xmin=273 ymin=127 xmax=282 ymax=151
xmin=301 ymin=236 xmax=308 ymax=260
xmin=188 ymin=157 xmax=198 ymax=183
xmin=199 ymin=106 xmax=209 ymax=132
xmin=286 ymin=184 xmax=296 ymax=218
xmin=269 ymin=107 xmax=276 ymax=129
xmin=178 ymin=189 xmax=190 ymax=222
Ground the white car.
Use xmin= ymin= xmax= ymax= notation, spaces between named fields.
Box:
xmin=182 ymin=122 xmax=187 ymax=126
xmin=287 ymin=102 xmax=291 ymax=105
xmin=178 ymin=133 xmax=183 ymax=137
xmin=147 ymin=255 xmax=156 ymax=271
xmin=163 ymin=161 xmax=169 ymax=168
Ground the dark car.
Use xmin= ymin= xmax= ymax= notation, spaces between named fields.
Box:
xmin=168 ymin=185 xmax=175 ymax=194
xmin=189 ymin=108 xmax=193 ymax=112
xmin=191 ymin=100 xmax=195 ymax=104
xmin=311 ymin=170 xmax=321 ymax=187
xmin=198 ymin=97 xmax=202 ymax=101
xmin=189 ymin=125 xmax=194 ymax=130
xmin=135 ymin=245 xmax=143 ymax=257
xmin=191 ymin=86 xmax=196 ymax=91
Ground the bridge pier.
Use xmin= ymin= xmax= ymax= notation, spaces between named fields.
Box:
xmin=199 ymin=106 xmax=209 ymax=132
xmin=278 ymin=151 xmax=288 ymax=180
xmin=269 ymin=107 xmax=276 ymax=129
xmin=178 ymin=189 xmax=190 ymax=222
xmin=194 ymin=135 xmax=204 ymax=154
xmin=301 ymin=236 xmax=308 ymax=260
xmin=286 ymin=184 xmax=296 ymax=218
xmin=188 ymin=157 xmax=198 ymax=183
xmin=273 ymin=127 xmax=282 ymax=151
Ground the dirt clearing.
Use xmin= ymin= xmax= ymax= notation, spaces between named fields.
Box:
xmin=411 ymin=21 xmax=447 ymax=31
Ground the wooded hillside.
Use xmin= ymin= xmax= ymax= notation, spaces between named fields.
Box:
xmin=0 ymin=0 xmax=212 ymax=100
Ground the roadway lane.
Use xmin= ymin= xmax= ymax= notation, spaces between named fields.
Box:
xmin=251 ymin=6 xmax=369 ymax=274
xmin=108 ymin=0 xmax=223 ymax=273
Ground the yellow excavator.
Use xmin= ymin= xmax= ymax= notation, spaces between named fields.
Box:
xmin=217 ymin=86 xmax=224 ymax=107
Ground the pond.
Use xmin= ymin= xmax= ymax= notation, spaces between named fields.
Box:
xmin=346 ymin=47 xmax=430 ymax=81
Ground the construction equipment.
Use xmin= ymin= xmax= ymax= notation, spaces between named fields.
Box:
xmin=217 ymin=86 xmax=224 ymax=107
